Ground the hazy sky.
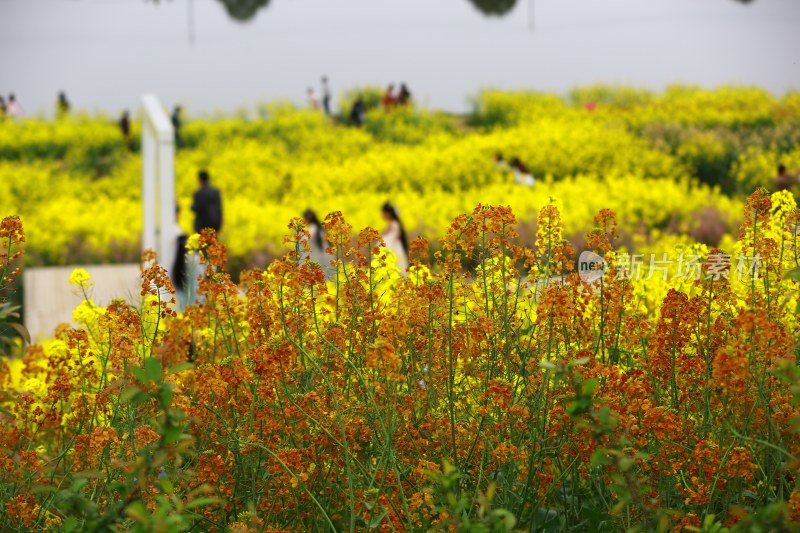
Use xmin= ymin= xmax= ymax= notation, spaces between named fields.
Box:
xmin=2 ymin=0 xmax=799 ymax=115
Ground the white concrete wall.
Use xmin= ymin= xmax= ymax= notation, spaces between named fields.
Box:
xmin=23 ymin=264 xmax=141 ymax=340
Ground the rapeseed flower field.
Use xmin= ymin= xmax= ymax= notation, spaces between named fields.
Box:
xmin=2 ymin=86 xmax=800 ymax=531
xmin=5 ymin=85 xmax=798 ymax=271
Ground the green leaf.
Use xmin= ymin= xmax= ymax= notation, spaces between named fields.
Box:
xmin=165 ymin=514 xmax=189 ymax=527
xmin=534 ymin=508 xmax=559 ymax=533
xmin=0 ymin=302 xmax=21 ymax=319
xmin=582 ymin=378 xmax=599 ymax=395
xmin=159 ymin=479 xmax=174 ymax=494
xmin=72 ymin=477 xmax=89 ymax=492
xmin=131 ymin=367 xmax=149 ymax=385
xmin=30 ymin=484 xmax=58 ymax=495
xmin=367 ymin=510 xmax=388 ymax=528
xmin=492 ymin=509 xmax=517 ymax=531
xmin=160 ymin=385 xmax=174 ymax=406
xmin=7 ymin=322 xmax=31 ymax=344
xmin=169 ymin=361 xmax=194 ymax=374
xmin=126 ymin=501 xmax=149 ymax=523
xmin=163 ymin=424 xmax=184 ymax=444
xmin=590 ymin=448 xmax=609 ymax=468
xmin=63 ymin=516 xmax=79 ymax=532
xmin=119 ymin=386 xmax=141 ymax=403
xmin=144 ymin=357 xmax=162 ymax=382
xmin=185 ymin=497 xmax=221 ymax=510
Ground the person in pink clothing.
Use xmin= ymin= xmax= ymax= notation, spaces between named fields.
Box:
xmin=7 ymin=94 xmax=24 ymax=118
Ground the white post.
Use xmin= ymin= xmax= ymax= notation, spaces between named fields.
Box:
xmin=142 ymin=120 xmax=156 ymax=255
xmin=158 ymin=137 xmax=176 ymax=271
xmin=141 ymin=94 xmax=176 ymax=272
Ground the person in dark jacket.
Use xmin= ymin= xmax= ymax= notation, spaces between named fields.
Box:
xmin=397 ymin=83 xmax=412 ymax=106
xmin=321 ymin=76 xmax=332 ymax=116
xmin=775 ymin=164 xmax=799 ymax=192
xmin=171 ymin=204 xmax=189 ymax=296
xmin=350 ymin=95 xmax=365 ymax=126
xmin=191 ymin=170 xmax=223 ymax=234
xmin=171 ymin=105 xmax=183 ymax=147
xmin=119 ymin=110 xmax=131 ymax=145
xmin=57 ymin=91 xmax=71 ymax=117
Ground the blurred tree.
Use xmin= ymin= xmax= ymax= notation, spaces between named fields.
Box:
xmin=152 ymin=0 xmax=753 ymax=23
xmin=215 ymin=0 xmax=271 ymax=22
xmin=467 ymin=0 xmax=518 ymax=16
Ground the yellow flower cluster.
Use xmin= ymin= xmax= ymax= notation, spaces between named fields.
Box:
xmin=68 ymin=267 xmax=92 ymax=287
xmin=1 ymin=85 xmax=797 ymax=270
xmin=0 ymin=87 xmax=800 ymax=270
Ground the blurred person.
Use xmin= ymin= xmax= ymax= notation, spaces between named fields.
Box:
xmin=381 ymin=202 xmax=409 ymax=273
xmin=382 ymin=84 xmax=396 ymax=111
xmin=397 ymin=83 xmax=412 ymax=106
xmin=350 ymin=95 xmax=365 ymax=126
xmin=57 ymin=91 xmax=71 ymax=117
xmin=775 ymin=164 xmax=799 ymax=192
xmin=510 ymin=157 xmax=535 ymax=187
xmin=321 ymin=76 xmax=332 ymax=115
xmin=119 ymin=110 xmax=131 ymax=142
xmin=302 ymin=209 xmax=333 ymax=276
xmin=307 ymin=87 xmax=320 ymax=110
xmin=191 ymin=170 xmax=223 ymax=234
xmin=171 ymin=105 xmax=183 ymax=147
xmin=0 ymin=96 xmax=6 ymax=117
xmin=494 ymin=152 xmax=509 ymax=170
xmin=7 ymin=94 xmax=24 ymax=119
xmin=303 ymin=209 xmax=325 ymax=256
xmin=170 ymin=204 xmax=190 ymax=308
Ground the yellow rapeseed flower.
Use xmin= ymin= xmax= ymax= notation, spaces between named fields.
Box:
xmin=68 ymin=268 xmax=92 ymax=287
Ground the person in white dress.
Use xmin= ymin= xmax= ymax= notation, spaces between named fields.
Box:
xmin=511 ymin=157 xmax=535 ymax=187
xmin=307 ymin=88 xmax=320 ymax=110
xmin=303 ymin=209 xmax=333 ymax=277
xmin=381 ymin=202 xmax=409 ymax=274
